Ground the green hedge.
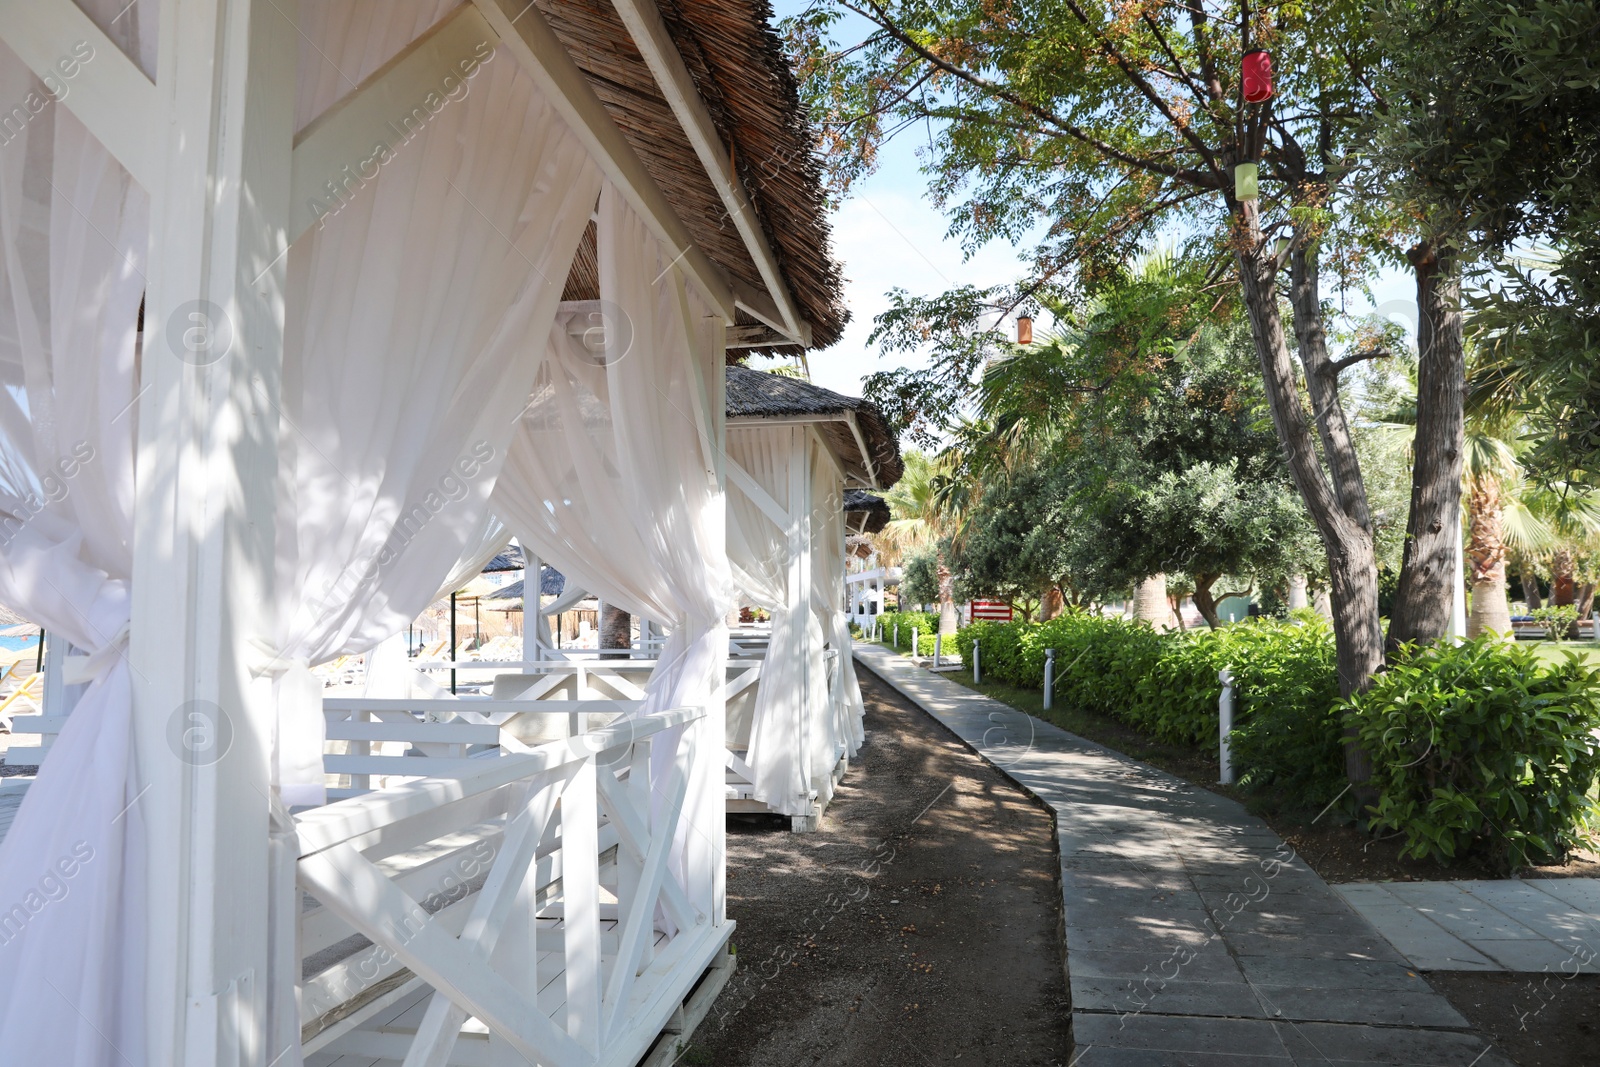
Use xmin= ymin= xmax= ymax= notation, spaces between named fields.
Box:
xmin=958 ymin=612 xmax=1343 ymax=805
xmin=1350 ymin=639 xmax=1600 ymax=871
xmin=878 ymin=610 xmax=939 ymax=652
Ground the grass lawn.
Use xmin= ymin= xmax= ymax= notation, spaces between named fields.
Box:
xmin=1525 ymin=639 xmax=1600 ymax=667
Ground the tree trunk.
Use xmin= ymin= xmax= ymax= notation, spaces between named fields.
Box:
xmin=1577 ymin=582 xmax=1596 ymax=619
xmin=1191 ymin=572 xmax=1223 ymax=628
xmin=1466 ymin=474 xmax=1512 ymax=638
xmin=936 ymin=558 xmax=958 ymax=635
xmin=1039 ymin=585 xmax=1064 ymax=621
xmin=600 ymin=604 xmax=632 ymax=659
xmin=1388 ymin=242 xmax=1466 ymax=651
xmin=1552 ymin=549 xmax=1577 ymax=606
xmin=1520 ymin=563 xmax=1543 ymax=610
xmin=1238 ymin=230 xmax=1381 ymax=794
xmin=1287 ymin=574 xmax=1309 ymax=611
xmin=1133 ymin=573 xmax=1171 ymax=628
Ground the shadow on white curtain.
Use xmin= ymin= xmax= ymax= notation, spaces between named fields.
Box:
xmin=0 ymin=3 xmax=600 ymax=1061
xmin=491 ymin=184 xmax=734 ymax=915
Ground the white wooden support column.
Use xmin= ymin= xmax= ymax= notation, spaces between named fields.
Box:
xmin=132 ymin=2 xmax=296 ymax=1064
xmin=523 ymin=551 xmax=541 ymax=667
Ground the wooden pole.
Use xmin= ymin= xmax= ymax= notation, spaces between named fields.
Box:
xmin=132 ymin=1 xmax=297 ymax=1062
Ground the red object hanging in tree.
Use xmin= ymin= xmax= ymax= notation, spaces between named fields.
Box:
xmin=1242 ymin=49 xmax=1273 ymax=103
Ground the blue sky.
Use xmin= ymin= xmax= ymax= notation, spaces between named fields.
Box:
xmin=757 ymin=2 xmax=1419 ymax=402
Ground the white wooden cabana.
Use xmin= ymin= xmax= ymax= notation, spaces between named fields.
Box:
xmin=0 ymin=2 xmax=844 ymax=1065
xmin=721 ymin=367 xmax=902 ymax=830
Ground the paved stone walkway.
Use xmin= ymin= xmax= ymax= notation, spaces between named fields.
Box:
xmin=853 ymin=642 xmax=1511 ymax=1066
xmin=1336 ymin=879 xmax=1600 ymax=973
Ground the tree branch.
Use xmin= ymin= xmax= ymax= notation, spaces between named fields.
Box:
xmin=1322 ymin=347 xmax=1393 ymax=376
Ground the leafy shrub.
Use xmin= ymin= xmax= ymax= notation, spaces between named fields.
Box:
xmin=879 ymin=611 xmax=939 ymax=652
xmin=1350 ymin=638 xmax=1600 ymax=871
xmin=1532 ymin=604 xmax=1581 ymax=642
xmin=958 ymin=611 xmax=1342 ymax=806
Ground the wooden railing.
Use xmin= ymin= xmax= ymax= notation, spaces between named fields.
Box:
xmin=290 ymin=704 xmax=725 ymax=1067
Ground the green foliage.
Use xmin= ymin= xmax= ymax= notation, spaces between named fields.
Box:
xmin=1532 ymin=605 xmax=1581 ymax=642
xmin=879 ymin=611 xmax=939 ymax=652
xmin=958 ymin=613 xmax=1342 ymax=805
xmin=898 ymin=549 xmax=942 ymax=610
xmin=1349 ymin=639 xmax=1600 ymax=871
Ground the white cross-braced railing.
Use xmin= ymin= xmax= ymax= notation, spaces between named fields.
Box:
xmin=289 ymin=705 xmax=706 ymax=1067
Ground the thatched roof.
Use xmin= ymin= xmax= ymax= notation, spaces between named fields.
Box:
xmin=843 ymin=490 xmax=890 ymax=534
xmin=483 ymin=545 xmax=526 ymax=573
xmin=725 ymin=365 xmax=904 ymax=489
xmin=541 ymin=0 xmax=846 ymax=353
xmin=484 ymin=566 xmax=569 ymax=601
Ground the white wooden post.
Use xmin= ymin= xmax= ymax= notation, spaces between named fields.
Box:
xmin=972 ymin=639 xmax=981 ymax=685
xmin=39 ymin=630 xmax=64 ymax=717
xmin=893 ymin=621 xmax=899 ymax=649
xmin=1042 ymin=648 xmax=1055 ymax=711
xmin=523 ymin=551 xmax=542 ymax=667
xmin=1218 ymin=668 xmax=1235 ymax=784
xmin=131 ymin=3 xmax=296 ymax=1063
xmin=910 ymin=627 xmax=918 ymax=662
xmin=933 ymin=632 xmax=942 ymax=667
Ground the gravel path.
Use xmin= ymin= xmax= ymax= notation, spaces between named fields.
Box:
xmin=691 ymin=669 xmax=1072 ymax=1066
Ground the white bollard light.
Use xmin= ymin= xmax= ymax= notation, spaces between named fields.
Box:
xmin=973 ymin=640 xmax=982 ymax=684
xmin=911 ymin=627 xmax=919 ymax=661
xmin=934 ymin=633 xmax=943 ymax=667
xmin=1043 ymin=648 xmax=1056 ymax=711
xmin=1218 ymin=667 xmax=1235 ymax=784
xmin=894 ymin=622 xmax=899 ymax=649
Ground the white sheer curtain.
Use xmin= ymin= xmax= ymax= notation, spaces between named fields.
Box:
xmin=491 ymin=184 xmax=733 ymax=912
xmin=810 ymin=453 xmax=866 ymax=759
xmin=0 ymin=11 xmax=601 ymax=1063
xmin=267 ymin=36 xmax=601 ymax=805
xmin=0 ymin=4 xmax=155 ymax=1062
xmin=725 ymin=426 xmax=828 ymax=815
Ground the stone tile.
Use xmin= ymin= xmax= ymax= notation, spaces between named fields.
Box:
xmin=1250 ymin=984 xmax=1469 ymax=1027
xmin=1472 ymin=937 xmax=1600 ymax=973
xmin=1234 ymin=956 xmax=1434 ymax=991
xmin=1223 ymin=931 xmax=1408 ymax=964
xmin=1066 ymin=945 xmax=1242 ymax=983
xmin=1272 ymin=1020 xmax=1512 ymax=1066
xmin=1456 ymin=880 xmax=1600 ymax=943
xmin=1071 ymin=974 xmax=1268 ymax=1018
xmin=1382 ymin=881 xmax=1545 ymax=941
xmin=1337 ymin=901 xmax=1497 ymax=970
xmin=1073 ymin=1012 xmax=1293 ymax=1058
xmin=1525 ymin=877 xmax=1600 ymax=916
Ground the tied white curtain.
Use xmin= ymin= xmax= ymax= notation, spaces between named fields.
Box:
xmin=810 ymin=450 xmax=866 ymax=761
xmin=0 ymin=3 xmax=155 ymax=1062
xmin=725 ymin=426 xmax=829 ymax=815
xmin=268 ymin=39 xmax=602 ymax=805
xmin=492 ymin=184 xmax=733 ymax=912
xmin=0 ymin=8 xmax=601 ymax=1062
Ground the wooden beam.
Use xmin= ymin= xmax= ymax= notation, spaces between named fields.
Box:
xmin=288 ymin=4 xmax=497 ymax=244
xmin=0 ymin=0 xmax=158 ymax=189
xmin=472 ymin=0 xmax=737 ymax=323
xmin=607 ymin=0 xmax=810 ymax=346
xmin=725 ymin=324 xmax=792 ymax=349
xmin=726 ymin=455 xmax=789 ymax=530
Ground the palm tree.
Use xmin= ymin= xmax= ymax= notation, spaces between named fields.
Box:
xmin=876 ymin=451 xmax=965 ymax=630
xmin=1462 ymin=418 xmax=1550 ymax=637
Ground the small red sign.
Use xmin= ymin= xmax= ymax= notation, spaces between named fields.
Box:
xmin=970 ymin=600 xmax=1013 ymax=622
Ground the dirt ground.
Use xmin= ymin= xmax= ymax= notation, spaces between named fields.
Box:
xmin=687 ymin=669 xmax=1072 ymax=1066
